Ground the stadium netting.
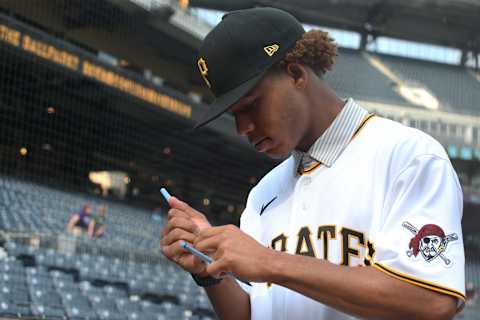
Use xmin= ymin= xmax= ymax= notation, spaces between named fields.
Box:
xmin=0 ymin=1 xmax=479 ymax=320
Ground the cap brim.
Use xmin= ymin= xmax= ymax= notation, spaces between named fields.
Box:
xmin=194 ymin=72 xmax=266 ymax=129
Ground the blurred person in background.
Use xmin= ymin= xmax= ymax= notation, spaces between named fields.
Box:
xmin=88 ymin=204 xmax=108 ymax=239
xmin=0 ymin=235 xmax=6 ymax=260
xmin=66 ymin=203 xmax=93 ymax=237
xmin=466 ymin=282 xmax=477 ymax=306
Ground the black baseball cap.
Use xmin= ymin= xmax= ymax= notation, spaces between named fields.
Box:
xmin=194 ymin=7 xmax=305 ymax=129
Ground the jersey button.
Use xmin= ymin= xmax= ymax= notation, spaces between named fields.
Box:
xmin=302 ymin=177 xmax=312 ymax=186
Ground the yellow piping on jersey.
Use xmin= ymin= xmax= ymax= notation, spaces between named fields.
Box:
xmin=299 ymin=162 xmax=321 ymax=174
xmin=351 ymin=113 xmax=376 ymax=139
xmin=363 ymin=240 xmax=376 ymax=266
xmin=373 ymin=262 xmax=466 ymax=301
xmin=298 ymin=114 xmax=376 ymax=176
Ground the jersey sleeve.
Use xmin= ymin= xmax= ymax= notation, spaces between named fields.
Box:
xmin=372 ymin=154 xmax=465 ymax=307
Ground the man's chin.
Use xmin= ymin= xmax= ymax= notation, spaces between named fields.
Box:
xmin=264 ymin=146 xmax=291 ymax=159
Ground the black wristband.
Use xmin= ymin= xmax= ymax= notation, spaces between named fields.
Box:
xmin=190 ymin=273 xmax=222 ymax=287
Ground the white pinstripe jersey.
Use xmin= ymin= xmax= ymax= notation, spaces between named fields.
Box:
xmin=239 ymin=103 xmax=465 ymax=320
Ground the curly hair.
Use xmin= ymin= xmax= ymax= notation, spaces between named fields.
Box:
xmin=277 ymin=30 xmax=338 ymax=76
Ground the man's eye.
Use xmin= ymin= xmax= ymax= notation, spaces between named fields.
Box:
xmin=232 ymin=98 xmax=259 ymax=115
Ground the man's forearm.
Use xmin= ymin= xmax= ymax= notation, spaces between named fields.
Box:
xmin=265 ymin=251 xmax=456 ymax=320
xmin=204 ymin=277 xmax=250 ymax=320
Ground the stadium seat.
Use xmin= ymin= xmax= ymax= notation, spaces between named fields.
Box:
xmin=64 ymin=304 xmax=98 ymax=320
xmin=62 ymin=292 xmax=92 ymax=310
xmin=0 ymin=177 xmax=164 ymax=253
xmin=95 ymin=308 xmax=127 ymax=320
xmin=130 ymin=311 xmax=168 ymax=320
xmin=116 ymin=298 xmax=140 ymax=313
xmin=326 ymin=49 xmax=408 ymax=106
xmin=5 ymin=241 xmax=35 ymax=257
xmin=31 ymin=303 xmax=65 ymax=319
xmin=164 ymin=306 xmax=193 ymax=320
xmin=0 ymin=300 xmax=30 ymax=318
xmin=1 ymin=284 xmax=30 ymax=305
xmin=104 ymin=285 xmax=128 ymax=299
xmin=0 ymin=258 xmax=24 ymax=273
xmin=50 ymin=269 xmax=75 ymax=282
xmin=142 ymin=300 xmax=172 ymax=314
xmin=1 ymin=272 xmax=26 ymax=285
xmin=26 ymin=266 xmax=49 ymax=277
xmin=378 ymin=54 xmax=480 ymax=114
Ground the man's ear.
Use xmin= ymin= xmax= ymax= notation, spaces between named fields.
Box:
xmin=286 ymin=62 xmax=308 ymax=89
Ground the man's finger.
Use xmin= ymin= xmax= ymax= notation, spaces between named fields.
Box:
xmin=195 ymin=226 xmax=230 ymax=243
xmin=162 ymin=228 xmax=196 ymax=247
xmin=169 ymin=196 xmax=207 ymax=220
xmin=169 ymin=196 xmax=193 ymax=213
xmin=205 ymin=258 xmax=230 ymax=279
xmin=167 ymin=208 xmax=190 ymax=221
xmin=163 ymin=216 xmax=199 ymax=236
xmin=162 ymin=240 xmax=189 ymax=260
xmin=194 ymin=233 xmax=225 ymax=253
xmin=177 ymin=254 xmax=206 ymax=274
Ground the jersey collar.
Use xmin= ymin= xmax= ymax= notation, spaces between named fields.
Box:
xmin=292 ymin=98 xmax=369 ymax=171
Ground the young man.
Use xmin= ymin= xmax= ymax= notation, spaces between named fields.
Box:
xmin=160 ymin=7 xmax=465 ymax=320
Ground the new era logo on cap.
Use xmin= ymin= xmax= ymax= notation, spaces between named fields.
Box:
xmin=264 ymin=44 xmax=280 ymax=57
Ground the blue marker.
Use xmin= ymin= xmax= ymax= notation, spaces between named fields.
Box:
xmin=181 ymin=241 xmax=251 ymax=286
xmin=180 ymin=241 xmax=214 ymax=264
xmin=160 ymin=187 xmax=171 ymax=202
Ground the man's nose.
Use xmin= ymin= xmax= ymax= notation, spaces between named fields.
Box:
xmin=235 ymin=113 xmax=254 ymax=137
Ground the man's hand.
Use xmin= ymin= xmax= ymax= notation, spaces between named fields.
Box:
xmin=194 ymin=224 xmax=274 ymax=282
xmin=160 ymin=196 xmax=211 ymax=275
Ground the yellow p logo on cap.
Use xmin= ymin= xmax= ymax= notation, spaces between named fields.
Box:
xmin=197 ymin=57 xmax=211 ymax=88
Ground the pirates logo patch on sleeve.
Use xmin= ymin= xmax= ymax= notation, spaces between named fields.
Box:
xmin=402 ymin=221 xmax=458 ymax=266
